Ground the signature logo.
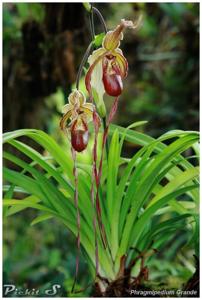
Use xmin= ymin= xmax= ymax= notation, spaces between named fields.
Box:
xmin=3 ymin=284 xmax=61 ymax=296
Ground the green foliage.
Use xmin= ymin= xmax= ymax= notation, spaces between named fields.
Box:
xmin=3 ymin=214 xmax=90 ymax=297
xmin=3 ymin=124 xmax=199 ymax=284
xmin=15 ymin=3 xmax=45 ymax=23
xmin=3 ymin=3 xmax=45 ymax=42
xmin=93 ymin=32 xmax=105 ymax=47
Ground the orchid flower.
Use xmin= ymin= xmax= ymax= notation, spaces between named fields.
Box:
xmin=85 ymin=19 xmax=140 ymax=101
xmin=60 ymin=89 xmax=94 ymax=152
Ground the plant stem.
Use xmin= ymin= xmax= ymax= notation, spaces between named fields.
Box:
xmin=89 ymin=4 xmax=109 ymax=159
xmin=75 ymin=5 xmax=107 ymax=90
xmin=88 ymin=5 xmax=111 ymax=257
xmin=103 ymin=117 xmax=109 ymax=156
xmin=76 ymin=42 xmax=93 ymax=90
xmin=89 ymin=7 xmax=95 ymax=39
xmin=92 ymin=6 xmax=107 ymax=34
xmin=71 ymin=147 xmax=80 ymax=293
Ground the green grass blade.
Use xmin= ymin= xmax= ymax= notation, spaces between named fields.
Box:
xmin=31 ymin=213 xmax=54 ymax=226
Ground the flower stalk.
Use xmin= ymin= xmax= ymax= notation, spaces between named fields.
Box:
xmin=88 ymin=4 xmax=109 ymax=155
xmin=71 ymin=147 xmax=80 ymax=293
xmin=92 ymin=6 xmax=107 ymax=34
xmin=76 ymin=42 xmax=93 ymax=90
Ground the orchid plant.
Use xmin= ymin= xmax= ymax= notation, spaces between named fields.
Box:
xmin=3 ymin=4 xmax=199 ymax=297
xmin=59 ymin=10 xmax=142 ymax=292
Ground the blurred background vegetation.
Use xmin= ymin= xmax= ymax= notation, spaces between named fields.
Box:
xmin=3 ymin=2 xmax=199 ymax=297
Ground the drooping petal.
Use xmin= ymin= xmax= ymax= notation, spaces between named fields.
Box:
xmin=85 ymin=48 xmax=106 ymax=96
xmin=85 ymin=48 xmax=107 ymax=117
xmin=59 ymin=110 xmax=73 ymax=131
xmin=112 ymin=48 xmax=128 ymax=78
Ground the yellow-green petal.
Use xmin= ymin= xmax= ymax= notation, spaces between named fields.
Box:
xmin=62 ymin=104 xmax=73 ymax=114
xmin=112 ymin=49 xmax=128 ymax=78
xmin=59 ymin=110 xmax=72 ymax=130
